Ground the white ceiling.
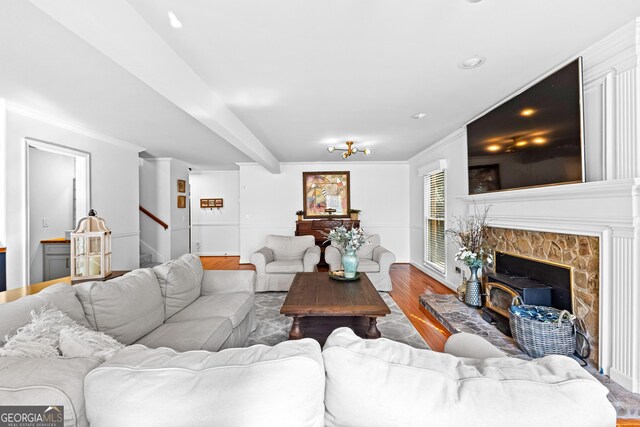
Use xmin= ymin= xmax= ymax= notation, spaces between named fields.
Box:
xmin=3 ymin=0 xmax=640 ymax=169
xmin=0 ymin=1 xmax=251 ymax=169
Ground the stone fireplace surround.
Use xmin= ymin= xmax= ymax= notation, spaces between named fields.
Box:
xmin=484 ymin=227 xmax=600 ymax=367
xmin=461 ymin=177 xmax=640 ymax=393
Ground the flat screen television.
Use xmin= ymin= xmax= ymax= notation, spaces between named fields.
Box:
xmin=466 ymin=58 xmax=584 ymax=195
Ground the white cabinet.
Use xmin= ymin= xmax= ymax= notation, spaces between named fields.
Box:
xmin=42 ymin=241 xmax=70 ymax=281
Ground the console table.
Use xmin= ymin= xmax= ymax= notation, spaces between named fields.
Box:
xmin=295 ymin=219 xmax=360 ymax=267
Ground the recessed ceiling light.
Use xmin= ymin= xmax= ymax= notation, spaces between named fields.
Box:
xmin=412 ymin=113 xmax=427 ymax=119
xmin=487 ymin=144 xmax=501 ymax=152
xmin=458 ymin=56 xmax=486 ymax=70
xmin=532 ymin=137 xmax=547 ymax=144
xmin=520 ymin=108 xmax=535 ymax=117
xmin=168 ymin=11 xmax=183 ymax=29
xmin=515 ymin=140 xmax=528 ymax=147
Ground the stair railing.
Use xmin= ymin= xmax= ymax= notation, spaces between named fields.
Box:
xmin=139 ymin=206 xmax=168 ymax=230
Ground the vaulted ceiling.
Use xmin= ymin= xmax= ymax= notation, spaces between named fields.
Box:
xmin=2 ymin=0 xmax=640 ymax=170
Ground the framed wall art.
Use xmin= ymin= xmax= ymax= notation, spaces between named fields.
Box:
xmin=177 ymin=179 xmax=186 ymax=193
xmin=302 ymin=171 xmax=350 ymax=218
xmin=177 ymin=195 xmax=186 ymax=208
xmin=200 ymin=198 xmax=223 ymax=208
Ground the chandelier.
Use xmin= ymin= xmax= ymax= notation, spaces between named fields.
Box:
xmin=327 ymin=141 xmax=371 ymax=159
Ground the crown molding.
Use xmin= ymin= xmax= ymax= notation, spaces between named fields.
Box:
xmin=236 ymin=161 xmax=409 ymax=167
xmin=408 ymin=128 xmax=466 ymax=164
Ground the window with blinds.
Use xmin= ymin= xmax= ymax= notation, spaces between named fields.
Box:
xmin=424 ymin=170 xmax=446 ymax=272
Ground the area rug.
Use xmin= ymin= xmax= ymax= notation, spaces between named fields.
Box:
xmin=246 ymin=292 xmax=429 ymax=349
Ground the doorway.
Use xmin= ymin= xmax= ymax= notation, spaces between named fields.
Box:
xmin=26 ymin=138 xmax=90 ymax=284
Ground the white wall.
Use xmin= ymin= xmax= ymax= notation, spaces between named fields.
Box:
xmin=139 ymin=157 xmax=190 ymax=262
xmin=0 ymin=99 xmax=6 ymax=249
xmin=238 ymin=162 xmax=410 ymax=263
xmin=170 ymin=158 xmax=190 ymax=259
xmin=190 ymin=171 xmax=240 ymax=256
xmin=139 ymin=158 xmax=170 ymax=262
xmin=28 ymin=148 xmax=74 ymax=283
xmin=409 ymin=130 xmax=468 ymax=290
xmin=2 ymin=105 xmax=141 ymax=289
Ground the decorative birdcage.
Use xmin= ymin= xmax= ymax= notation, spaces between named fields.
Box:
xmin=70 ymin=209 xmax=112 ymax=281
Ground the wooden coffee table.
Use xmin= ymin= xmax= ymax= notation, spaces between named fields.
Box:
xmin=280 ymin=272 xmax=391 ymax=343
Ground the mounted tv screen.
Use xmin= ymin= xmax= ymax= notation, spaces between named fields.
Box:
xmin=466 ymin=58 xmax=584 ymax=195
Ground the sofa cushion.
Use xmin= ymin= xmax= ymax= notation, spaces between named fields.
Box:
xmin=74 ymin=269 xmax=164 ymax=345
xmin=153 ymin=254 xmax=204 ymax=320
xmin=356 ymin=259 xmax=380 ymax=273
xmin=357 ymin=234 xmax=379 ymax=259
xmin=0 ymin=356 xmax=102 ymax=427
xmin=84 ymin=340 xmax=325 ymax=427
xmin=0 ymin=283 xmax=90 ymax=345
xmin=135 ymin=317 xmax=233 ymax=352
xmin=167 ymin=293 xmax=254 ymax=328
xmin=39 ymin=283 xmax=93 ymax=328
xmin=322 ymin=328 xmax=615 ymax=427
xmin=0 ymin=296 xmax=48 ymax=345
xmin=266 ymin=235 xmax=314 ymax=261
xmin=266 ymin=259 xmax=304 ymax=273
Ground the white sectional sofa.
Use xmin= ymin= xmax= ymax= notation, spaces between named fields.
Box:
xmin=83 ymin=327 xmax=615 ymax=427
xmin=0 ymin=254 xmax=616 ymax=427
xmin=0 ymin=254 xmax=256 ymax=426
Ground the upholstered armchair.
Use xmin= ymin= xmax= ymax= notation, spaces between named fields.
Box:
xmin=324 ymin=234 xmax=395 ymax=291
xmin=250 ymin=235 xmax=321 ymax=291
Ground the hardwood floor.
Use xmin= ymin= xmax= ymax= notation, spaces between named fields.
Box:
xmin=200 ymin=256 xmax=255 ymax=270
xmin=389 ymin=263 xmax=454 ymax=352
xmin=199 ymin=256 xmax=453 ymax=351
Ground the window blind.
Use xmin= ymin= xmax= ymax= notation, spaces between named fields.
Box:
xmin=424 ymin=170 xmax=445 ymax=272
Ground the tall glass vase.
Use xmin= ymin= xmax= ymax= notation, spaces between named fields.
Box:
xmin=342 ymin=248 xmax=359 ymax=279
xmin=464 ymin=265 xmax=482 ymax=307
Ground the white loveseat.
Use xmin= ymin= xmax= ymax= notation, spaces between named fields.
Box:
xmin=324 ymin=234 xmax=395 ymax=291
xmin=83 ymin=327 xmax=616 ymax=427
xmin=0 ymin=254 xmax=256 ymax=427
xmin=250 ymin=234 xmax=321 ymax=291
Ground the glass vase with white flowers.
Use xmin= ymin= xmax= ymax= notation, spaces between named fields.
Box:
xmin=447 ymin=206 xmax=492 ymax=307
xmin=326 ymin=226 xmax=369 ymax=279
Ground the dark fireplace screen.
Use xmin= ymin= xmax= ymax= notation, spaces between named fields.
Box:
xmin=486 ymin=252 xmax=573 ymax=314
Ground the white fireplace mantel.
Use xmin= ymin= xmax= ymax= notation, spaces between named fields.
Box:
xmin=459 ymin=178 xmax=640 ymax=231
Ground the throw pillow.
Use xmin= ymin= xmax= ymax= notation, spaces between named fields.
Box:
xmin=0 ymin=307 xmax=124 ymax=361
xmin=0 ymin=306 xmax=73 ymax=357
xmin=58 ymin=325 xmax=124 ymax=361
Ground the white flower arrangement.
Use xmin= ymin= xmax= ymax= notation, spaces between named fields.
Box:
xmin=326 ymin=226 xmax=369 ymax=252
xmin=447 ymin=205 xmax=493 ymax=269
xmin=454 ymin=247 xmax=493 ymax=269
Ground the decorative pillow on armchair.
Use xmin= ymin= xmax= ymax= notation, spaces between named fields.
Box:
xmin=0 ymin=307 xmax=124 ymax=361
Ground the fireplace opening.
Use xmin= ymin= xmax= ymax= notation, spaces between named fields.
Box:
xmin=482 ymin=251 xmax=573 ymax=337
